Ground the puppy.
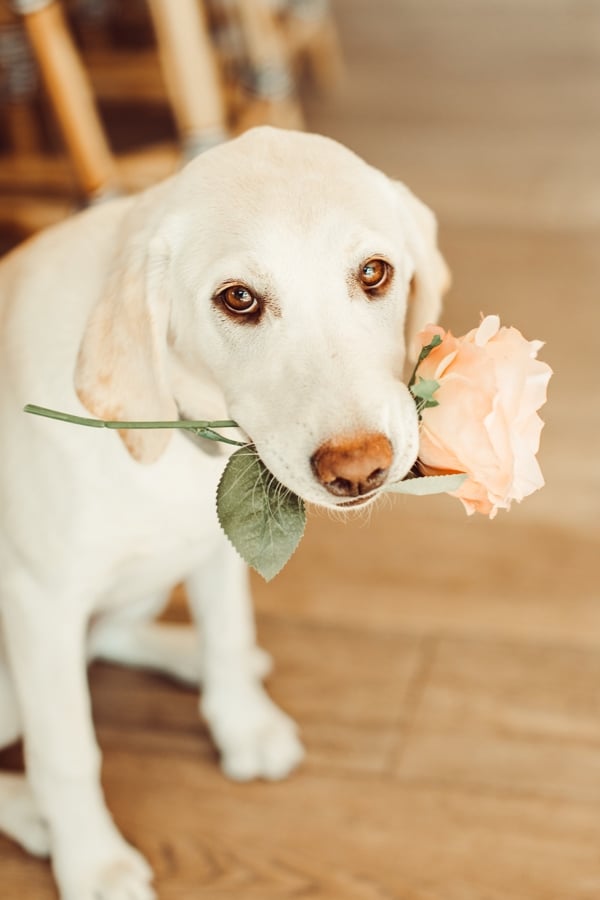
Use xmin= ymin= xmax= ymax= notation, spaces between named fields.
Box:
xmin=0 ymin=127 xmax=449 ymax=899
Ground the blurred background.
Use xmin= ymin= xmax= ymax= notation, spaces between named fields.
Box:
xmin=1 ymin=1 xmax=600 ymax=897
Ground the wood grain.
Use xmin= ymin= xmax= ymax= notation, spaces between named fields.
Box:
xmin=2 ymin=0 xmax=600 ymax=896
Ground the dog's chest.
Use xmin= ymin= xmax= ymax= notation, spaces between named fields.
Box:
xmin=91 ymin=435 xmax=230 ymax=610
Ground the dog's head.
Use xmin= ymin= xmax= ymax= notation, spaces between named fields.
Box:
xmin=76 ymin=127 xmax=450 ymax=509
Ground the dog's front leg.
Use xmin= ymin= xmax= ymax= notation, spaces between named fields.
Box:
xmin=187 ymin=541 xmax=305 ymax=782
xmin=3 ymin=583 xmax=155 ymax=900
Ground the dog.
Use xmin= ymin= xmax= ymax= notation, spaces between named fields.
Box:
xmin=0 ymin=127 xmax=449 ymax=899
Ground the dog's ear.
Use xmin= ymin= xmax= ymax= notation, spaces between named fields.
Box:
xmin=395 ymin=183 xmax=451 ymax=361
xmin=75 ymin=202 xmax=177 ymax=464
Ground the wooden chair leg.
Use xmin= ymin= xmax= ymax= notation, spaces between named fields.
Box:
xmin=147 ymin=0 xmax=228 ymax=159
xmin=286 ymin=0 xmax=344 ymax=92
xmin=235 ymin=0 xmax=304 ymax=131
xmin=14 ymin=0 xmax=118 ymax=200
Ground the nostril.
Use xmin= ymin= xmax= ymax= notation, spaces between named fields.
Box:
xmin=326 ymin=477 xmax=360 ymax=498
xmin=366 ymin=467 xmax=388 ymax=489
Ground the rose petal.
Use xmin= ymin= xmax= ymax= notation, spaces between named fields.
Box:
xmin=474 ymin=314 xmax=501 ymax=347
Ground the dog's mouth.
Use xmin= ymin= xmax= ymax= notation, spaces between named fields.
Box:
xmin=335 ymin=492 xmax=379 ymax=509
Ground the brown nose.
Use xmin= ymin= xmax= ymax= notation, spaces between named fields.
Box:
xmin=311 ymin=433 xmax=393 ymax=498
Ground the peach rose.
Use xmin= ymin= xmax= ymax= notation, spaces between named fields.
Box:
xmin=414 ymin=315 xmax=552 ymax=517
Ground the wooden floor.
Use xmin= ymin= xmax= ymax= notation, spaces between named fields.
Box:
xmin=2 ymin=0 xmax=600 ymax=897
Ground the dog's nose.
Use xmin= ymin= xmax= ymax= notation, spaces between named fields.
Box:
xmin=311 ymin=433 xmax=393 ymax=498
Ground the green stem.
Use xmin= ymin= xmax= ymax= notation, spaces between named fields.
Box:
xmin=23 ymin=405 xmax=246 ymax=446
xmin=407 ymin=333 xmax=442 ymax=390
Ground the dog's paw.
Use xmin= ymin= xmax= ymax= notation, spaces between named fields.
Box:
xmin=0 ymin=774 xmax=51 ymax=857
xmin=202 ymin=682 xmax=304 ymax=782
xmin=55 ymin=836 xmax=155 ymax=900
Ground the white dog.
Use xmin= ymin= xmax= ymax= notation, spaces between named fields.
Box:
xmin=0 ymin=127 xmax=448 ymax=899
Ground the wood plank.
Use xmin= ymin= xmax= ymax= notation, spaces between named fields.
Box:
xmin=100 ymin=756 xmax=600 ymax=900
xmin=316 ymin=0 xmax=600 ymax=228
xmin=6 ymin=748 xmax=600 ymax=900
xmin=253 ymin=508 xmax=600 ymax=645
xmin=90 ymin=617 xmax=426 ymax=776
xmin=396 ymin=636 xmax=600 ymax=803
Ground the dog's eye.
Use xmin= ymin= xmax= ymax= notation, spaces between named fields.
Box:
xmin=359 ymin=258 xmax=391 ymax=293
xmin=219 ymin=284 xmax=260 ymax=316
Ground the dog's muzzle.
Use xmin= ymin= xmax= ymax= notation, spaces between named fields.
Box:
xmin=310 ymin=432 xmax=393 ymax=499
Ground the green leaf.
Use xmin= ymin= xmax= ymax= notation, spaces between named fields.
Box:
xmin=410 ymin=377 xmax=440 ymax=409
xmin=217 ymin=447 xmax=306 ymax=581
xmin=384 ymin=473 xmax=467 ymax=496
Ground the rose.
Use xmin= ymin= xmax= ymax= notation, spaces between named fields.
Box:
xmin=413 ymin=315 xmax=552 ymax=518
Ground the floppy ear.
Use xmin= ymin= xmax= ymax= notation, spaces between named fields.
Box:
xmin=75 ymin=205 xmax=177 ymax=464
xmin=395 ymin=183 xmax=451 ymax=361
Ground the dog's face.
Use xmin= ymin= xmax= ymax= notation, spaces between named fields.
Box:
xmin=76 ymin=128 xmax=450 ymax=510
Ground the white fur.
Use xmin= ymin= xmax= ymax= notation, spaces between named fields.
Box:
xmin=0 ymin=127 xmax=447 ymax=899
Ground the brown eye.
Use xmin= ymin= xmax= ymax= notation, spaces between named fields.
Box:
xmin=359 ymin=258 xmax=391 ymax=292
xmin=219 ymin=284 xmax=260 ymax=316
